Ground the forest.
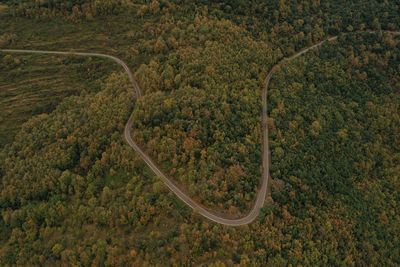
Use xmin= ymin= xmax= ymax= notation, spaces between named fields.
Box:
xmin=0 ymin=0 xmax=399 ymax=265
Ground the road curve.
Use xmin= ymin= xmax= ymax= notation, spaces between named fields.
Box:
xmin=2 ymin=30 xmax=398 ymax=226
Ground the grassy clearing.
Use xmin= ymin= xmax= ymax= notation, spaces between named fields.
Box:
xmin=0 ymin=53 xmax=115 ymax=147
xmin=0 ymin=11 xmax=159 ymax=147
xmin=0 ymin=12 xmax=151 ymax=67
xmin=0 ymin=4 xmax=7 ymax=14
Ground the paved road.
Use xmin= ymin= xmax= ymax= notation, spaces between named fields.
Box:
xmin=2 ymin=30 xmax=398 ymax=226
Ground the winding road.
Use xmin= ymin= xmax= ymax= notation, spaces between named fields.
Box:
xmin=2 ymin=30 xmax=398 ymax=226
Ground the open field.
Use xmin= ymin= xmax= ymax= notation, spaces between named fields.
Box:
xmin=0 ymin=53 xmax=114 ymax=147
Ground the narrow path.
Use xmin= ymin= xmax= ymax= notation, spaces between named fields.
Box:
xmin=1 ymin=30 xmax=398 ymax=226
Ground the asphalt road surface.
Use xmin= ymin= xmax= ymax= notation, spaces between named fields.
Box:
xmin=2 ymin=30 xmax=398 ymax=226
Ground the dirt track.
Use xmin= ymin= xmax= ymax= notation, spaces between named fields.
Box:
xmin=2 ymin=30 xmax=398 ymax=226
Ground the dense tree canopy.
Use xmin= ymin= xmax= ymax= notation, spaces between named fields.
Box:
xmin=0 ymin=0 xmax=399 ymax=265
xmin=131 ymin=17 xmax=276 ymax=212
xmin=267 ymin=32 xmax=400 ymax=266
